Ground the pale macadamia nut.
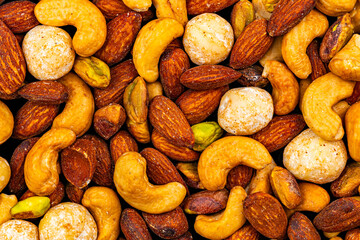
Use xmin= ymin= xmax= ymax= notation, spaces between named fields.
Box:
xmin=22 ymin=25 xmax=75 ymax=81
xmin=218 ymin=87 xmax=273 ymax=135
xmin=0 ymin=220 xmax=39 ymax=240
xmin=283 ymin=129 xmax=347 ymax=184
xmin=183 ymin=13 xmax=234 ymax=65
xmin=39 ymin=202 xmax=97 ymax=240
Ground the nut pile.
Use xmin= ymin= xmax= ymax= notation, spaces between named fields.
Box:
xmin=1 ymin=0 xmax=360 ymax=239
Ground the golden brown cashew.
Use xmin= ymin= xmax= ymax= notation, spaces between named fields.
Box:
xmin=302 ymin=73 xmax=355 ymax=141
xmin=122 ymin=0 xmax=152 ymax=12
xmin=24 ymin=128 xmax=76 ymax=196
xmin=0 ymin=193 xmax=17 ymax=225
xmin=198 ymin=136 xmax=272 ymax=191
xmin=113 ymin=152 xmax=186 ymax=214
xmin=35 ymin=0 xmax=107 ymax=57
xmin=346 ymin=102 xmax=360 ymax=161
xmin=82 ymin=187 xmax=121 ymax=240
xmin=52 ymin=72 xmax=94 ymax=137
xmin=0 ymin=157 xmax=10 ymax=193
xmin=153 ymin=0 xmax=188 ymax=26
xmin=316 ymin=0 xmax=357 ymax=17
xmin=0 ymin=100 xmax=13 ymax=145
xmin=282 ymin=10 xmax=329 ymax=79
xmin=194 ymin=186 xmax=247 ymax=240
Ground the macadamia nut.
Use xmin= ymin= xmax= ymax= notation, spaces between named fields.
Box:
xmin=39 ymin=202 xmax=97 ymax=240
xmin=183 ymin=13 xmax=234 ymax=65
xmin=22 ymin=25 xmax=75 ymax=81
xmin=218 ymin=87 xmax=273 ymax=135
xmin=283 ymin=129 xmax=347 ymax=184
xmin=0 ymin=220 xmax=39 ymax=240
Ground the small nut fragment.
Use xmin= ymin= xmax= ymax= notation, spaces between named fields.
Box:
xmin=0 ymin=157 xmax=10 ymax=193
xmin=0 ymin=219 xmax=39 ymax=240
xmin=0 ymin=193 xmax=17 ymax=225
xmin=191 ymin=121 xmax=223 ymax=151
xmin=0 ymin=100 xmax=14 ymax=144
xmin=237 ymin=65 xmax=269 ymax=88
xmin=11 ymin=196 xmax=50 ymax=219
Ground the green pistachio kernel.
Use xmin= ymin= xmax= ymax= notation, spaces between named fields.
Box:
xmin=11 ymin=196 xmax=50 ymax=219
xmin=191 ymin=121 xmax=223 ymax=151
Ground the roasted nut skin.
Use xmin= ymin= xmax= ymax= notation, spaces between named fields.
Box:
xmin=287 ymin=212 xmax=321 ymax=240
xmin=331 ymin=162 xmax=360 ymax=197
xmin=0 ymin=100 xmax=14 ymax=145
xmin=307 ymin=39 xmax=328 ymax=81
xmin=120 ymin=208 xmax=152 ymax=240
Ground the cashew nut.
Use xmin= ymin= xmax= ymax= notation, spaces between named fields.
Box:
xmin=316 ymin=0 xmax=357 ymax=17
xmin=302 ymin=72 xmax=355 ymax=141
xmin=194 ymin=186 xmax=247 ymax=240
xmin=24 ymin=128 xmax=76 ymax=196
xmin=282 ymin=10 xmax=329 ymax=79
xmin=122 ymin=0 xmax=151 ymax=12
xmin=0 ymin=100 xmax=13 ymax=145
xmin=113 ymin=152 xmax=186 ymax=214
xmin=133 ymin=18 xmax=184 ymax=82
xmin=82 ymin=187 xmax=121 ymax=240
xmin=346 ymin=101 xmax=360 ymax=161
xmin=262 ymin=60 xmax=299 ymax=115
xmin=35 ymin=0 xmax=107 ymax=57
xmin=153 ymin=0 xmax=188 ymax=26
xmin=198 ymin=136 xmax=272 ymax=191
xmin=0 ymin=157 xmax=10 ymax=193
xmin=0 ymin=193 xmax=17 ymax=225
xmin=52 ymin=72 xmax=95 ymax=137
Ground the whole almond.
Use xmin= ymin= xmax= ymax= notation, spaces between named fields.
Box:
xmin=229 ymin=19 xmax=273 ymax=70
xmin=93 ymin=0 xmax=131 ymax=20
xmin=160 ymin=48 xmax=189 ymax=100
xmin=288 ymin=212 xmax=321 ymax=240
xmin=65 ymin=183 xmax=85 ymax=203
xmin=226 ymin=165 xmax=253 ymax=190
xmin=12 ymin=102 xmax=59 ymax=140
xmin=307 ymin=40 xmax=328 ymax=81
xmin=110 ymin=130 xmax=138 ymax=163
xmin=331 ymin=162 xmax=360 ymax=198
xmin=149 ymin=95 xmax=194 ymax=148
xmin=225 ymin=224 xmax=260 ymax=240
xmin=176 ymin=86 xmax=229 ymax=125
xmin=18 ymin=81 xmax=69 ymax=105
xmin=180 ymin=65 xmax=242 ymax=90
xmin=0 ymin=1 xmax=39 ymax=33
xmin=268 ymin=0 xmax=316 ymax=37
xmin=243 ymin=192 xmax=288 ymax=239
xmin=187 ymin=0 xmax=238 ymax=15
xmin=121 ymin=208 xmax=152 ymax=240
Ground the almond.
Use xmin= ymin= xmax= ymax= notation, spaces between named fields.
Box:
xmin=12 ymin=102 xmax=59 ymax=140
xmin=149 ymin=95 xmax=194 ymax=148
xmin=110 ymin=130 xmax=138 ymax=163
xmin=237 ymin=65 xmax=269 ymax=88
xmin=225 ymin=224 xmax=260 ymax=240
xmin=287 ymin=212 xmax=321 ymax=240
xmin=176 ymin=86 xmax=228 ymax=125
xmin=307 ymin=40 xmax=328 ymax=81
xmin=121 ymin=208 xmax=152 ymax=240
xmin=346 ymin=82 xmax=360 ymax=105
xmin=180 ymin=65 xmax=242 ymax=90
xmin=330 ymin=162 xmax=360 ymax=198
xmin=95 ymin=12 xmax=142 ymax=66
xmin=268 ymin=0 xmax=316 ymax=37
xmin=186 ymin=0 xmax=238 ymax=15
xmin=229 ymin=19 xmax=273 ymax=70
xmin=243 ymin=192 xmax=288 ymax=239
xmin=93 ymin=0 xmax=131 ymax=20
xmin=226 ymin=165 xmax=253 ymax=190
xmin=0 ymin=90 xmax=20 ymax=100
xmin=65 ymin=183 xmax=85 ymax=203
xmin=251 ymin=114 xmax=306 ymax=153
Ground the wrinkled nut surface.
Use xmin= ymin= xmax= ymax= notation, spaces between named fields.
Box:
xmin=194 ymin=186 xmax=247 ymax=240
xmin=198 ymin=136 xmax=272 ymax=191
xmin=113 ymin=152 xmax=186 ymax=214
xmin=66 ymin=183 xmax=85 ymax=204
xmin=22 ymin=25 xmax=75 ymax=81
xmin=24 ymin=128 xmax=76 ymax=196
xmin=225 ymin=224 xmax=260 ymax=240
xmin=110 ymin=130 xmax=138 ymax=162
xmin=120 ymin=208 xmax=152 ymax=240
xmin=82 ymin=187 xmax=121 ymax=240
xmin=0 ymin=157 xmax=10 ymax=193
xmin=39 ymin=202 xmax=97 ymax=240
xmin=191 ymin=121 xmax=223 ymax=151
xmin=0 ymin=100 xmax=13 ymax=144
xmin=331 ymin=162 xmax=360 ymax=197
xmin=35 ymin=0 xmax=107 ymax=57
xmin=287 ymin=212 xmax=321 ymax=240
xmin=307 ymin=39 xmax=328 ymax=81
xmin=0 ymin=193 xmax=17 ymax=225
xmin=11 ymin=196 xmax=50 ymax=219
xmin=0 ymin=219 xmax=39 ymax=240
xmin=226 ymin=165 xmax=253 ymax=190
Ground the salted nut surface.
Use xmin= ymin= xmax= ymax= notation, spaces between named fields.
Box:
xmin=2 ymin=0 xmax=360 ymax=239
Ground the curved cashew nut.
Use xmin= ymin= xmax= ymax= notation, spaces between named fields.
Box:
xmin=52 ymin=73 xmax=94 ymax=137
xmin=82 ymin=187 xmax=121 ymax=240
xmin=262 ymin=60 xmax=299 ymax=115
xmin=194 ymin=186 xmax=247 ymax=240
xmin=113 ymin=152 xmax=186 ymax=214
xmin=35 ymin=0 xmax=107 ymax=57
xmin=282 ymin=10 xmax=328 ymax=79
xmin=198 ymin=136 xmax=272 ymax=191
xmin=24 ymin=128 xmax=76 ymax=196
xmin=0 ymin=100 xmax=13 ymax=145
xmin=302 ymin=72 xmax=355 ymax=141
xmin=133 ymin=18 xmax=184 ymax=82
xmin=346 ymin=102 xmax=360 ymax=161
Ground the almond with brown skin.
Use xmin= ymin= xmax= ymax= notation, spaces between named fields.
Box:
xmin=66 ymin=183 xmax=85 ymax=203
xmin=176 ymin=85 xmax=228 ymax=125
xmin=307 ymin=40 xmax=328 ymax=81
xmin=160 ymin=48 xmax=189 ymax=100
xmin=0 ymin=1 xmax=39 ymax=33
xmin=94 ymin=59 xmax=138 ymax=108
xmin=331 ymin=162 xmax=360 ymax=198
xmin=183 ymin=189 xmax=229 ymax=215
xmin=0 ymin=90 xmax=20 ymax=100
xmin=268 ymin=0 xmax=316 ymax=37
xmin=243 ymin=192 xmax=288 ymax=239
xmin=121 ymin=208 xmax=152 ymax=240
xmin=110 ymin=130 xmax=138 ymax=163
xmin=149 ymin=95 xmax=195 ymax=148
xmin=180 ymin=65 xmax=242 ymax=90
xmin=186 ymin=0 xmax=238 ymax=15
xmin=226 ymin=165 xmax=253 ymax=190
xmin=0 ymin=19 xmax=26 ymax=94
xmin=61 ymin=139 xmax=97 ymax=189
xmin=176 ymin=162 xmax=204 ymax=190
xmin=251 ymin=114 xmax=306 ymax=153
xmin=346 ymin=82 xmax=360 ymax=105
xmin=229 ymin=19 xmax=273 ymax=70
xmin=95 ymin=12 xmax=142 ymax=66
xmin=238 ymin=65 xmax=269 ymax=88
xmin=142 ymin=206 xmax=188 ymax=239
xmin=165 ymin=38 xmax=183 ymax=51
xmin=93 ymin=0 xmax=131 ymax=20
xmin=12 ymin=102 xmax=59 ymax=140
xmin=18 ymin=81 xmax=69 ymax=105
xmin=225 ymin=224 xmax=260 ymax=240
xmin=151 ymin=129 xmax=199 ymax=162
xmin=314 ymin=197 xmax=360 ymax=232
xmin=172 ymin=232 xmax=193 ymax=240
xmin=346 ymin=228 xmax=360 ymax=240
xmin=287 ymin=212 xmax=321 ymax=240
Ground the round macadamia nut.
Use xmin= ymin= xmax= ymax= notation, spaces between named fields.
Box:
xmin=183 ymin=13 xmax=234 ymax=65
xmin=218 ymin=87 xmax=274 ymax=135
xmin=22 ymin=25 xmax=75 ymax=80
xmin=0 ymin=220 xmax=39 ymax=240
xmin=283 ymin=129 xmax=348 ymax=184
xmin=39 ymin=202 xmax=97 ymax=240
